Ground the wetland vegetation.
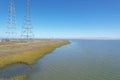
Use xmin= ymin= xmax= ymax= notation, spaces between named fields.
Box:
xmin=0 ymin=40 xmax=70 ymax=80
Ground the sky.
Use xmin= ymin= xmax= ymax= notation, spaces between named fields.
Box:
xmin=0 ymin=0 xmax=120 ymax=39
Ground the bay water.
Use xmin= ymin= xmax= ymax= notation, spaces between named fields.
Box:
xmin=28 ymin=40 xmax=120 ymax=80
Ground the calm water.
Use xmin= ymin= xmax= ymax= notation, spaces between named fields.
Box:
xmin=0 ymin=40 xmax=120 ymax=80
xmin=27 ymin=40 xmax=120 ymax=80
xmin=0 ymin=64 xmax=31 ymax=79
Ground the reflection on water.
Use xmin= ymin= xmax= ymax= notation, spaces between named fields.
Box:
xmin=0 ymin=64 xmax=31 ymax=79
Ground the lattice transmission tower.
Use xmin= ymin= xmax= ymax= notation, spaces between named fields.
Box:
xmin=21 ymin=0 xmax=34 ymax=40
xmin=6 ymin=0 xmax=17 ymax=40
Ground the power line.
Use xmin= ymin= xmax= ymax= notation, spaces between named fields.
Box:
xmin=21 ymin=0 xmax=34 ymax=41
xmin=6 ymin=0 xmax=17 ymax=40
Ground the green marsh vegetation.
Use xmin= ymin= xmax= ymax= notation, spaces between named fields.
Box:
xmin=0 ymin=75 xmax=26 ymax=80
xmin=0 ymin=40 xmax=70 ymax=80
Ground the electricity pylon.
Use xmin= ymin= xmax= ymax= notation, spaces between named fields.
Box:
xmin=21 ymin=0 xmax=34 ymax=41
xmin=6 ymin=0 xmax=17 ymax=41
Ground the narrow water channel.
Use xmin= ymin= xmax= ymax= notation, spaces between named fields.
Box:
xmin=0 ymin=64 xmax=31 ymax=79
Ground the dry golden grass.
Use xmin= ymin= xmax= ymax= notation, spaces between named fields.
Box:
xmin=0 ymin=40 xmax=70 ymax=80
xmin=0 ymin=40 xmax=70 ymax=69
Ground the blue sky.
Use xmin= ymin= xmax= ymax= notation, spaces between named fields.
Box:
xmin=0 ymin=0 xmax=120 ymax=39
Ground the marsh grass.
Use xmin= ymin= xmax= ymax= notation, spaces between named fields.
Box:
xmin=0 ymin=40 xmax=70 ymax=69
xmin=0 ymin=40 xmax=70 ymax=80
xmin=0 ymin=75 xmax=26 ymax=80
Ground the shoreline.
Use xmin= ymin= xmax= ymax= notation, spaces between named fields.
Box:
xmin=0 ymin=40 xmax=70 ymax=69
xmin=0 ymin=40 xmax=70 ymax=80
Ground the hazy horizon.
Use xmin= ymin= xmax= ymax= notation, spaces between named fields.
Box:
xmin=0 ymin=0 xmax=120 ymax=39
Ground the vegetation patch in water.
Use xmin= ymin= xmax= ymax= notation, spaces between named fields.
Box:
xmin=0 ymin=75 xmax=26 ymax=80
